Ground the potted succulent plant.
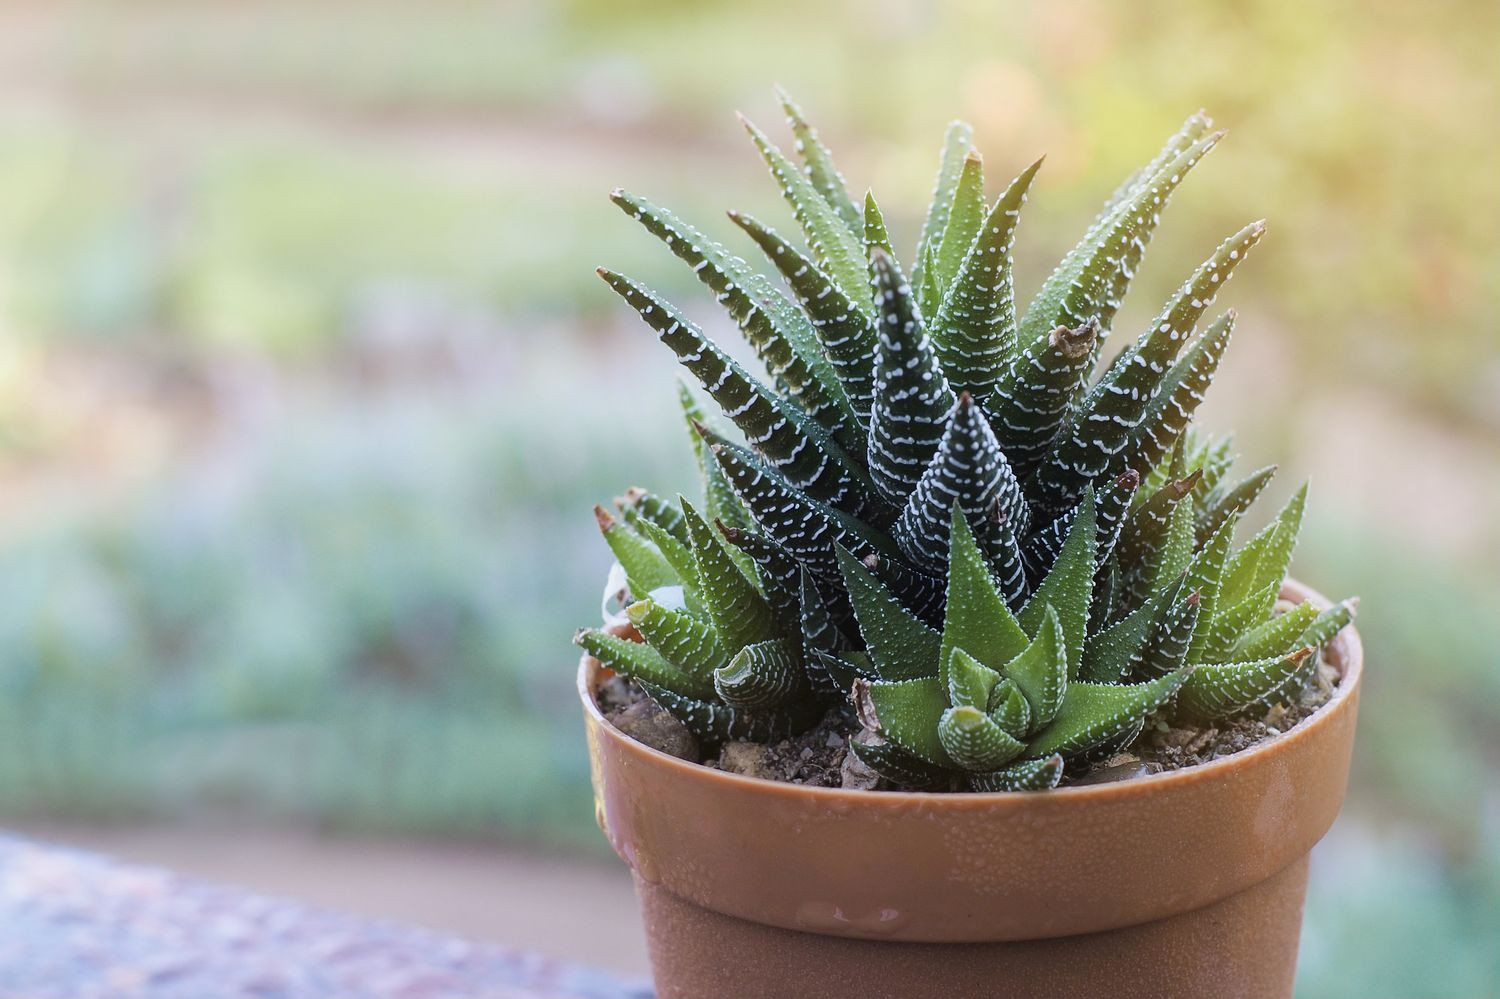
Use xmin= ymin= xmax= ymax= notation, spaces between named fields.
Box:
xmin=575 ymin=92 xmax=1362 ymax=999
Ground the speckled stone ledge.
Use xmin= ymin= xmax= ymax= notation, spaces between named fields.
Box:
xmin=0 ymin=834 xmax=652 ymax=999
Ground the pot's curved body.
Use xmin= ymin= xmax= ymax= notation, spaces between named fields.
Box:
xmin=581 ymin=580 xmax=1363 ymax=999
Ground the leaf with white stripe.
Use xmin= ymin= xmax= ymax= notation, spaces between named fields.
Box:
xmin=600 ymin=270 xmax=866 ymax=512
xmin=743 ymin=114 xmax=872 ymax=317
xmin=1028 ymin=221 xmax=1266 ymax=512
xmin=731 ymin=210 xmax=877 ymax=425
xmin=931 ymin=158 xmax=1042 ymax=400
xmin=894 ymin=393 xmax=1029 ymax=573
xmin=776 ymin=88 xmax=862 ymax=233
xmin=867 ymin=249 xmax=956 ymax=506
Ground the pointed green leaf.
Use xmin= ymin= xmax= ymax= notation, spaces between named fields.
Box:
xmin=731 ymin=211 xmax=877 ymax=423
xmin=867 ymin=249 xmax=957 ymax=505
xmin=1147 ymin=494 xmax=1197 ymax=596
xmin=609 ymin=191 xmax=855 ymax=437
xmin=1196 ymin=464 xmax=1276 ymax=546
xmin=709 ymin=434 xmax=890 ymax=581
xmin=677 ymin=383 xmax=753 ymax=532
xmin=988 ymin=680 xmax=1032 ymax=738
xmin=1139 ymin=590 xmax=1202 ymax=678
xmin=630 ymin=510 xmax=702 ymax=602
xmin=575 ymin=629 xmax=714 ymax=700
xmin=966 ymin=754 xmax=1065 ymax=792
xmin=595 ymin=506 xmax=676 ymax=597
xmin=1298 ymin=598 xmax=1358 ymax=649
xmin=626 ymin=599 xmax=726 ymax=683
xmin=938 ymin=705 xmax=1026 ymax=772
xmin=1175 ymin=649 xmax=1313 ymax=724
xmin=1029 ymin=220 xmax=1266 ymax=511
xmin=1197 ymin=579 xmax=1280 ymax=663
xmin=1221 ymin=483 xmax=1307 ymax=609
xmin=1020 ymin=490 xmax=1097 ymax=678
xmin=742 ymin=114 xmax=871 ymax=316
xmin=714 ymin=638 xmax=806 ymax=710
xmin=1184 ymin=517 xmax=1236 ymax=661
xmin=617 ymin=487 xmax=687 ymax=546
xmin=1027 ymin=668 xmax=1190 ymax=759
xmin=1082 ymin=580 xmax=1179 ymax=684
xmin=916 ymin=238 xmax=944 ymax=321
xmin=932 ymin=158 xmax=1042 ymax=399
xmin=1116 ymin=472 xmax=1201 ymax=611
xmin=682 ymin=500 xmax=777 ymax=651
xmin=947 ymin=646 xmax=1002 ymax=711
xmin=933 ymin=150 xmax=986 ymax=295
xmin=1189 ymin=435 xmax=1237 ymax=501
xmin=600 ymin=271 xmax=866 ymax=511
xmin=863 ymin=191 xmax=896 ymax=269
xmin=987 ymin=318 xmax=1100 ymax=477
xmin=1023 ymin=470 xmax=1139 ymax=580
xmin=865 ymin=675 xmax=953 ymax=766
xmin=1125 ymin=311 xmax=1236 ymax=477
xmin=776 ymin=88 xmax=862 ymax=232
xmin=940 ymin=508 xmax=1030 ymax=690
xmin=912 ymin=120 xmax=975 ymax=294
xmin=639 ymin=680 xmax=818 ymax=743
xmin=838 ymin=546 xmax=942 ymax=681
xmin=1002 ymin=604 xmax=1069 ymax=731
xmin=718 ymin=523 xmax=802 ymax=635
xmin=1019 ymin=124 xmax=1223 ymax=363
xmin=1088 ymin=112 xmax=1214 ymax=229
xmin=1233 ymin=601 xmax=1318 ymax=661
xmin=895 ymin=393 xmax=1029 ymax=572
xmin=798 ymin=569 xmax=846 ymax=697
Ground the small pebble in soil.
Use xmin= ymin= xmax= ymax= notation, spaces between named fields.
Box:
xmin=599 ymin=675 xmax=700 ymax=762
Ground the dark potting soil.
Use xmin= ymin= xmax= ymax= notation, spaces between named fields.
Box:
xmin=597 ymin=653 xmax=1342 ymax=791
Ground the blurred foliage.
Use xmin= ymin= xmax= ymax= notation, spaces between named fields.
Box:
xmin=2 ymin=0 xmax=1497 ymax=421
xmin=0 ymin=2 xmax=1496 ymax=996
xmin=0 ymin=341 xmax=689 ymax=848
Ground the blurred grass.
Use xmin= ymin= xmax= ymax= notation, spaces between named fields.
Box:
xmin=0 ymin=2 xmax=1496 ymax=995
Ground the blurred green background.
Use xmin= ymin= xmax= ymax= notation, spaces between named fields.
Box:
xmin=0 ymin=2 xmax=1496 ymax=995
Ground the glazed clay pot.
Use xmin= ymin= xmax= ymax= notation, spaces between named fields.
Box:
xmin=580 ymin=579 xmax=1363 ymax=999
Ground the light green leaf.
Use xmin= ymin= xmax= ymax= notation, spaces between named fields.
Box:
xmin=967 ymin=754 xmax=1065 ymax=792
xmin=865 ymin=676 xmax=953 ymax=766
xmin=1027 ymin=668 xmax=1190 ymax=759
xmin=940 ymin=507 xmax=1030 ymax=691
xmin=947 ymin=646 xmax=1002 ymax=711
xmin=595 ymin=505 xmax=676 ymax=597
xmin=627 ymin=599 xmax=725 ymax=682
xmin=682 ymin=500 xmax=777 ymax=652
xmin=912 ymin=120 xmax=975 ymax=294
xmin=575 ymin=629 xmax=714 ymax=701
xmin=932 ymin=150 xmax=986 ymax=295
xmin=1020 ymin=490 xmax=1097 ymax=678
xmin=714 ymin=638 xmax=806 ymax=710
xmin=776 ymin=88 xmax=862 ymax=233
xmin=743 ymin=114 xmax=872 ymax=317
xmin=1002 ymin=604 xmax=1069 ymax=732
xmin=938 ymin=705 xmax=1026 ymax=771
xmin=1175 ymin=649 xmax=1313 ymax=723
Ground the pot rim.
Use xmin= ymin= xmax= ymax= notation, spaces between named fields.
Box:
xmin=577 ymin=577 xmax=1362 ymax=804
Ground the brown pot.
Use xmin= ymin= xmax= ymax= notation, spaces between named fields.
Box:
xmin=580 ymin=579 xmax=1363 ymax=999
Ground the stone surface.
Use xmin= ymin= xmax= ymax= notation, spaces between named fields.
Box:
xmin=0 ymin=834 xmax=652 ymax=999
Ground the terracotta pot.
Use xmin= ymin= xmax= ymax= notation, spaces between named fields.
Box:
xmin=580 ymin=579 xmax=1363 ymax=999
